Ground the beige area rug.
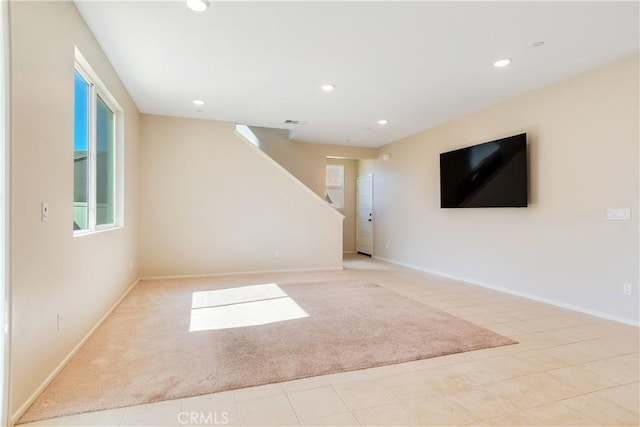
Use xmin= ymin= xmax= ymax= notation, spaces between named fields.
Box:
xmin=20 ymin=273 xmax=516 ymax=423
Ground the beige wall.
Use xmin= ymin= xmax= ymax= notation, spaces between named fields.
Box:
xmin=327 ymin=158 xmax=358 ymax=253
xmin=360 ymin=54 xmax=639 ymax=324
xmin=9 ymin=0 xmax=140 ymax=418
xmin=251 ymin=127 xmax=376 ymax=197
xmin=251 ymin=127 xmax=373 ymax=254
xmin=139 ymin=115 xmax=343 ymax=277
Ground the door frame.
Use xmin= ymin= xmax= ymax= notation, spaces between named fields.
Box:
xmin=356 ymin=173 xmax=373 ymax=257
xmin=1 ymin=0 xmax=11 ymax=424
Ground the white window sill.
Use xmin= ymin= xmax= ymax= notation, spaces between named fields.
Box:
xmin=73 ymin=225 xmax=122 ymax=237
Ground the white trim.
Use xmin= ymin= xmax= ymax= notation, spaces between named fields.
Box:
xmin=1 ymin=1 xmax=10 ymax=425
xmin=374 ymin=255 xmax=640 ymax=327
xmin=10 ymin=279 xmax=140 ymax=425
xmin=139 ymin=266 xmax=343 ymax=282
xmin=71 ymin=225 xmax=123 ymax=238
xmin=88 ymin=73 xmax=97 ymax=230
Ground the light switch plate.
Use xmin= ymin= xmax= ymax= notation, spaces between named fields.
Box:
xmin=41 ymin=202 xmax=49 ymax=222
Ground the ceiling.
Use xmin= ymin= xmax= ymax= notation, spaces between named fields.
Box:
xmin=75 ymin=1 xmax=639 ymax=147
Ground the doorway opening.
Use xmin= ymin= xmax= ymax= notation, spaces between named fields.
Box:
xmin=356 ymin=174 xmax=373 ymax=257
xmin=324 ymin=157 xmax=374 ymax=260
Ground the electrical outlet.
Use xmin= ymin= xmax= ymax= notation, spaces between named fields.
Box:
xmin=274 ymin=250 xmax=280 ymax=258
xmin=41 ymin=202 xmax=49 ymax=222
xmin=129 ymin=260 xmax=134 ymax=271
xmin=385 ymin=242 xmax=390 ymax=249
xmin=623 ymin=283 xmax=632 ymax=296
xmin=607 ymin=208 xmax=631 ymax=221
xmin=57 ymin=313 xmax=63 ymax=331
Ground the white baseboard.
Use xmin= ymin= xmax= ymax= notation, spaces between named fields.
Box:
xmin=11 ymin=279 xmax=140 ymax=425
xmin=374 ymin=255 xmax=640 ymax=327
xmin=139 ymin=266 xmax=343 ymax=281
xmin=343 ymin=251 xmax=356 ymax=255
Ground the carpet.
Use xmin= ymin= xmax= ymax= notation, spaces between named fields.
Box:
xmin=19 ymin=275 xmax=516 ymax=423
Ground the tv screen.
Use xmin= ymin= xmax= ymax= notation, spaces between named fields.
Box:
xmin=440 ymin=133 xmax=528 ymax=208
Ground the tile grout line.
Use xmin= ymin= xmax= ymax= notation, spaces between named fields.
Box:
xmin=282 ymin=391 xmax=304 ymax=427
xmin=369 ymin=377 xmax=423 ymax=426
xmin=233 ymin=391 xmax=243 ymax=427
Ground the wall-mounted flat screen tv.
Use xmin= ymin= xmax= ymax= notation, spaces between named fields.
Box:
xmin=440 ymin=133 xmax=528 ymax=208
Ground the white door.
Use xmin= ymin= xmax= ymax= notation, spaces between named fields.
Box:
xmin=357 ymin=174 xmax=373 ymax=256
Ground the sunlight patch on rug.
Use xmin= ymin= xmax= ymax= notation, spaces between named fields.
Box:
xmin=190 ymin=284 xmax=308 ymax=332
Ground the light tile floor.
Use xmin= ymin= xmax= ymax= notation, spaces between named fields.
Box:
xmin=21 ymin=256 xmax=639 ymax=427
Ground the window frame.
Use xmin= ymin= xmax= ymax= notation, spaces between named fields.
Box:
xmin=74 ymin=48 xmax=123 ymax=236
xmin=325 ymin=164 xmax=345 ymax=209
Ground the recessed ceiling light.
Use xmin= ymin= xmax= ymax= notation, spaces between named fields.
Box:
xmin=193 ymin=99 xmax=205 ymax=106
xmin=532 ymin=41 xmax=545 ymax=48
xmin=321 ymin=84 xmax=335 ymax=92
xmin=378 ymin=119 xmax=388 ymax=125
xmin=493 ymin=58 xmax=512 ymax=68
xmin=186 ymin=0 xmax=209 ymax=12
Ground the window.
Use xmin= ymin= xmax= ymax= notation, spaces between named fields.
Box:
xmin=325 ymin=165 xmax=344 ymax=209
xmin=235 ymin=124 xmax=259 ymax=147
xmin=74 ymin=50 xmax=121 ymax=234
